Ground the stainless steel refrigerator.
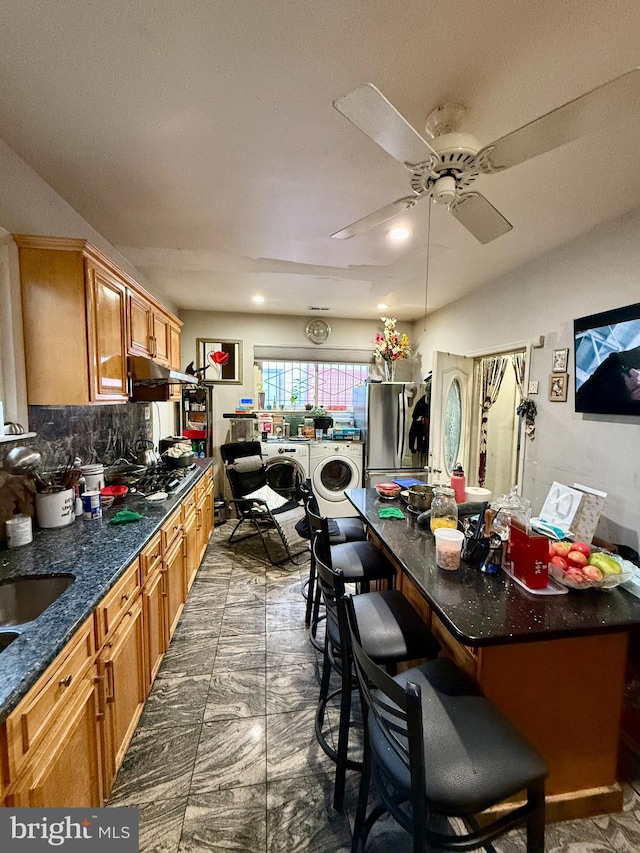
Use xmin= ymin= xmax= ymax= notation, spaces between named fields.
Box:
xmin=353 ymin=381 xmax=429 ymax=486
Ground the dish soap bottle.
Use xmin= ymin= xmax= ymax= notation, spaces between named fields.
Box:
xmin=450 ymin=463 xmax=466 ymax=503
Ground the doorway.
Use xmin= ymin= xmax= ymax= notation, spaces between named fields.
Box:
xmin=429 ymin=346 xmax=529 ymax=497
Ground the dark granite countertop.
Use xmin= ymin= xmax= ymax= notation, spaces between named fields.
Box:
xmin=0 ymin=459 xmax=213 ymax=720
xmin=346 ymin=488 xmax=640 ymax=648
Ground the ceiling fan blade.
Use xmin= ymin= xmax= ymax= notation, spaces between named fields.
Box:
xmin=477 ymin=68 xmax=640 ymax=173
xmin=331 ymin=195 xmax=422 ymax=239
xmin=333 ymin=83 xmax=438 ymax=167
xmin=449 ymin=192 xmax=512 ymax=244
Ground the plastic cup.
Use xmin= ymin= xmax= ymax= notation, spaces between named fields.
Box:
xmin=434 ymin=528 xmax=465 ymax=570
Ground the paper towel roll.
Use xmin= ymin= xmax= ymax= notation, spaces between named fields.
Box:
xmin=465 ymin=487 xmax=492 ymax=503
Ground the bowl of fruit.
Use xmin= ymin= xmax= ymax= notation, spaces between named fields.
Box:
xmin=548 ymin=540 xmax=635 ymax=590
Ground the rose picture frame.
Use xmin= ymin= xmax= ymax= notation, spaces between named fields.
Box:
xmin=552 ymin=347 xmax=569 ymax=372
xmin=196 ymin=338 xmax=243 ymax=384
xmin=549 ymin=372 xmax=568 ymax=402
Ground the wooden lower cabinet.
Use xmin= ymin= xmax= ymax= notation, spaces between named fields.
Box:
xmin=0 ymin=469 xmax=213 ymax=808
xmin=7 ymin=671 xmax=102 ymax=807
xmin=183 ymin=508 xmax=199 ymax=593
xmin=98 ymin=595 xmax=145 ymax=800
xmin=164 ymin=535 xmax=186 ymax=641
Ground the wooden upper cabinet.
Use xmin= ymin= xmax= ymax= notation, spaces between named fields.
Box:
xmin=127 ymin=290 xmax=154 ymax=358
xmin=14 ymin=236 xmax=128 ymax=405
xmin=85 ymin=260 xmax=128 ymax=401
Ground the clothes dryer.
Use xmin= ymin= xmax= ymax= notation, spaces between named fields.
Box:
xmin=309 ymin=442 xmax=363 ymax=517
xmin=260 ymin=440 xmax=309 ymax=498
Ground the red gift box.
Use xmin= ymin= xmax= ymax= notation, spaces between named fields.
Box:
xmin=509 ymin=520 xmax=549 ymax=590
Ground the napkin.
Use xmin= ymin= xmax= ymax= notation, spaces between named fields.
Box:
xmin=109 ymin=509 xmax=144 ymax=525
xmin=378 ymin=507 xmax=405 ymax=520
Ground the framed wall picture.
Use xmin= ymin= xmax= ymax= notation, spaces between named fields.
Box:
xmin=549 ymin=372 xmax=568 ymax=402
xmin=196 ymin=338 xmax=243 ymax=384
xmin=552 ymin=347 xmax=569 ymax=372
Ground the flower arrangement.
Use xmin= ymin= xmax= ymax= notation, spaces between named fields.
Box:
xmin=373 ymin=317 xmax=411 ymax=363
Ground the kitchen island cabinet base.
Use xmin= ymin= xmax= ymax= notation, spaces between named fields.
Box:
xmin=394 ymin=559 xmax=628 ymax=822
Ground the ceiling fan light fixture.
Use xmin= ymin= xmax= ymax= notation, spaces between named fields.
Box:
xmin=386 ymin=226 xmax=413 ymax=242
xmin=432 ymin=175 xmax=457 ymax=205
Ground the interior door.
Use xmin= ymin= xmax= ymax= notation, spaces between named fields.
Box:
xmin=428 ymin=351 xmax=474 ymax=483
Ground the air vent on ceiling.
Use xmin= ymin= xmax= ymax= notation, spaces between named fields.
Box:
xmin=308 ymin=306 xmax=330 ymax=311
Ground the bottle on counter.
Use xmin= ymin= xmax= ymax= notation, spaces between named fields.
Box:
xmin=73 ymin=456 xmax=85 ymax=517
xmin=450 ymin=462 xmax=466 ymax=503
xmin=430 ymin=486 xmax=459 ymax=534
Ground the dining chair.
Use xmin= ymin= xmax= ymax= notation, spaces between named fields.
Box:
xmin=344 ymin=594 xmax=548 ymax=852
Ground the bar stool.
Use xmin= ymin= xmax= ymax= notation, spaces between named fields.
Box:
xmin=345 ymin=594 xmax=548 ymax=852
xmin=299 ymin=481 xmax=367 ymax=645
xmin=312 ymin=512 xmax=441 ymax=812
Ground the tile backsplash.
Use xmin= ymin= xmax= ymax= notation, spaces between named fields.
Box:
xmin=0 ymin=403 xmax=152 ymax=540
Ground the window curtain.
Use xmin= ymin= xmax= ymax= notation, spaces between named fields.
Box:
xmin=478 ymin=355 xmax=508 ymax=487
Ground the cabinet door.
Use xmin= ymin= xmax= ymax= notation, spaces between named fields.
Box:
xmin=8 ymin=671 xmax=103 ymax=808
xmin=164 ymin=536 xmax=186 ymax=641
xmin=152 ymin=311 xmax=170 ymax=365
xmin=127 ymin=290 xmax=153 ymax=357
xmin=99 ymin=597 xmax=145 ymax=799
xmin=85 ymin=259 xmax=128 ymax=401
xmin=143 ymin=566 xmax=167 ymax=693
xmin=183 ymin=509 xmax=199 ymax=593
xmin=168 ymin=322 xmax=182 ymax=401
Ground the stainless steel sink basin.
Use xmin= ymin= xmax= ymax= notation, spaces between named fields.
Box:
xmin=0 ymin=631 xmax=21 ymax=652
xmin=0 ymin=575 xmax=74 ymax=626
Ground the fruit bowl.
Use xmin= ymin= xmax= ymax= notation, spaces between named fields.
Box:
xmin=549 ymin=553 xmax=635 ymax=590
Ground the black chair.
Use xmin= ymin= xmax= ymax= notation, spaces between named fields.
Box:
xmin=345 ymin=594 xmax=548 ymax=853
xmin=299 ymin=480 xmax=366 ymax=632
xmin=220 ymin=441 xmax=308 ymax=565
xmin=312 ymin=511 xmax=441 ymax=812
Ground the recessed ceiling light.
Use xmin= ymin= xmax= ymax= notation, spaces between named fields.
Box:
xmin=377 ymin=303 xmax=389 ymax=310
xmin=386 ymin=226 xmax=413 ymax=243
xmin=252 ymin=295 xmax=265 ymax=304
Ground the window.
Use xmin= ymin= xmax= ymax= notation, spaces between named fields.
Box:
xmin=257 ymin=361 xmax=369 ymax=410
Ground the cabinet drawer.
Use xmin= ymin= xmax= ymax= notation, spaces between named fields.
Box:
xmin=140 ymin=532 xmax=162 ymax=585
xmin=6 ymin=616 xmax=95 ymax=777
xmin=431 ymin=614 xmax=478 ymax=679
xmin=94 ymin=559 xmax=141 ymax=648
xmin=181 ymin=489 xmax=197 ymax=519
xmin=162 ymin=508 xmax=183 ymax=552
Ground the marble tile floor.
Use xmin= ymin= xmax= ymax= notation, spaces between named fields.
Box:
xmin=107 ymin=524 xmax=640 ymax=852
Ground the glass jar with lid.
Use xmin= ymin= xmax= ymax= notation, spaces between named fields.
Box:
xmin=430 ymin=486 xmax=458 ymax=534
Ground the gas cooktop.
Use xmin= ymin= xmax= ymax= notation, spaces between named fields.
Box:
xmin=134 ymin=462 xmax=198 ymax=498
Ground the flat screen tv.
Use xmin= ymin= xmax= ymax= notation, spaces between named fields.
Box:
xmin=574 ymin=302 xmax=640 ymax=415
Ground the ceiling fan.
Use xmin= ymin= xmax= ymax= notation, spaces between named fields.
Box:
xmin=331 ymin=69 xmax=640 ymax=244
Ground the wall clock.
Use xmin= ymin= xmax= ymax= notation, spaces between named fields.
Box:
xmin=305 ymin=318 xmax=331 ymax=344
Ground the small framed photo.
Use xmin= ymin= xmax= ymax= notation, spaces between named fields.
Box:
xmin=552 ymin=347 xmax=569 ymax=372
xmin=549 ymin=372 xmax=568 ymax=402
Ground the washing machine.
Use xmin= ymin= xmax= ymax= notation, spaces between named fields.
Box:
xmin=260 ymin=440 xmax=310 ymax=499
xmin=309 ymin=442 xmax=363 ymax=517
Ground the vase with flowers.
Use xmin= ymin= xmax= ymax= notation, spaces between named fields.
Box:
xmin=373 ymin=317 xmax=411 ymax=381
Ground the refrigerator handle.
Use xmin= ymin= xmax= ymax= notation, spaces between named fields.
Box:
xmin=397 ymin=388 xmax=406 ymax=462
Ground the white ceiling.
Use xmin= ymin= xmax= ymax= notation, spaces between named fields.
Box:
xmin=1 ymin=1 xmax=640 ymax=321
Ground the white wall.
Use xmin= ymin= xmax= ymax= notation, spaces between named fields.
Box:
xmin=412 ymin=206 xmax=640 ymax=550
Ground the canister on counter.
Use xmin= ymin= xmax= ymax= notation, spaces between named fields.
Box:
xmin=5 ymin=514 xmax=33 ymax=548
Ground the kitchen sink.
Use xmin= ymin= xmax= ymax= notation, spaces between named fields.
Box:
xmin=0 ymin=575 xmax=74 ymax=627
xmin=0 ymin=630 xmax=21 ymax=652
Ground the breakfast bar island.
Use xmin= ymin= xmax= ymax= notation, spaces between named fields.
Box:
xmin=346 ymin=487 xmax=640 ymax=822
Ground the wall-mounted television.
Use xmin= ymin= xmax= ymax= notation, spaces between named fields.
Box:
xmin=574 ymin=302 xmax=640 ymax=415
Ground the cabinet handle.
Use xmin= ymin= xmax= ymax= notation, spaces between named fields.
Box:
xmin=58 ymin=674 xmax=73 ymax=689
xmin=105 ymin=660 xmax=115 ymax=702
xmin=121 ymin=593 xmax=129 ymax=602
xmin=94 ymin=673 xmax=106 ymax=718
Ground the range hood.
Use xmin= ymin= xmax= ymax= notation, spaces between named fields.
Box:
xmin=128 ymin=356 xmax=195 ymax=401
